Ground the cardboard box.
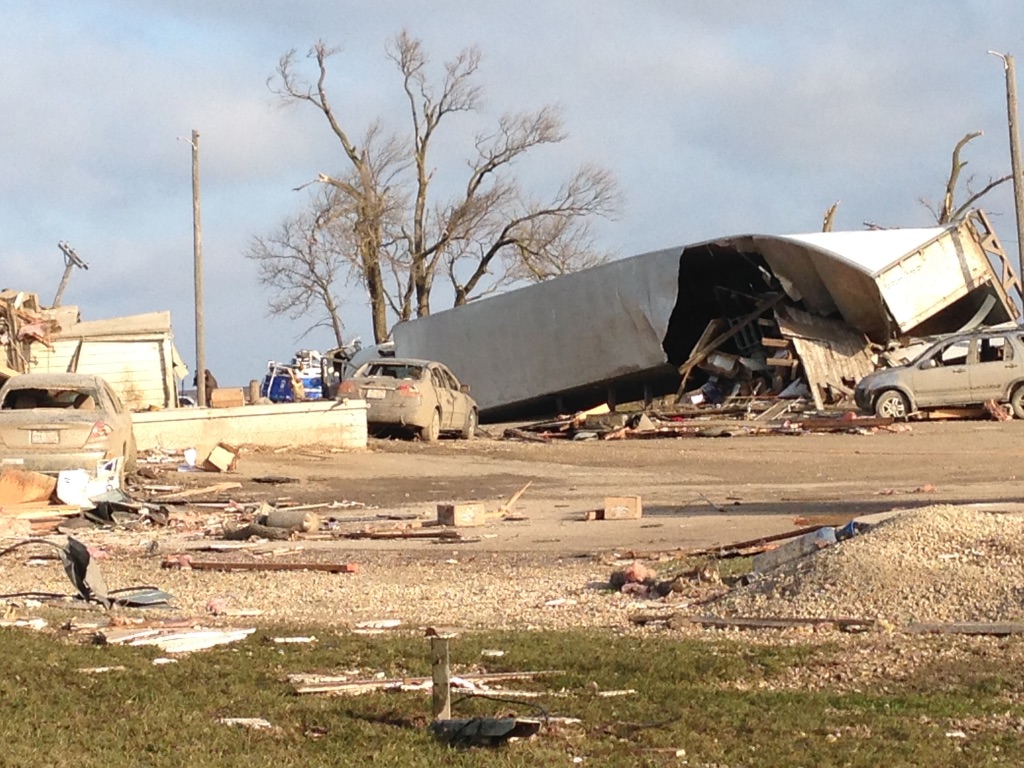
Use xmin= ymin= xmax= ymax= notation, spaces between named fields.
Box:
xmin=204 ymin=443 xmax=239 ymax=472
xmin=602 ymin=495 xmax=642 ymax=520
xmin=209 ymin=388 xmax=246 ymax=409
xmin=436 ymin=502 xmax=486 ymax=527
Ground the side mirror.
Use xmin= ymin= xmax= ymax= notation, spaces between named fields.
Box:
xmin=460 ymin=384 xmax=471 ymax=394
xmin=920 ymin=359 xmax=938 ymax=370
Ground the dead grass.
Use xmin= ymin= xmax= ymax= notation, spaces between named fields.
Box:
xmin=2 ymin=626 xmax=1024 ymax=766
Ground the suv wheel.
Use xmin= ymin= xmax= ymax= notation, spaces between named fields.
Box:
xmin=1010 ymin=385 xmax=1024 ymax=419
xmin=875 ymin=390 xmax=909 ymax=419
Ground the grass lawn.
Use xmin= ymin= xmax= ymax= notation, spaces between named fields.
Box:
xmin=2 ymin=625 xmax=1023 ymax=767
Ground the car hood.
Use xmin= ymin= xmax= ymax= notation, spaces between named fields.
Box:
xmin=857 ymin=367 xmax=906 ymax=391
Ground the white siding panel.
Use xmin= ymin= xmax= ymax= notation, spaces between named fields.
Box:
xmin=31 ymin=338 xmax=172 ymax=409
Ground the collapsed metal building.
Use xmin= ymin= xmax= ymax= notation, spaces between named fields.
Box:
xmin=392 ymin=210 xmax=1022 ymax=419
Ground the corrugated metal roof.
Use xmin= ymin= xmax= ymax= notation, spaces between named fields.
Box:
xmin=781 ymin=227 xmax=947 ymax=276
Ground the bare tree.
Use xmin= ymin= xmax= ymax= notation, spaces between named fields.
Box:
xmin=920 ymin=131 xmax=1012 ymax=224
xmin=247 ymin=188 xmax=350 ymax=346
xmin=268 ymin=32 xmax=620 ymax=342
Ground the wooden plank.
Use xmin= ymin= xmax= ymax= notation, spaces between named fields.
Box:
xmin=166 ymin=559 xmax=359 ymax=574
xmin=150 ymin=482 xmax=242 ymax=501
xmin=760 ymin=337 xmax=791 ymax=348
xmin=687 ymin=525 xmax=827 ymax=556
xmin=4 ymin=504 xmax=81 ymax=520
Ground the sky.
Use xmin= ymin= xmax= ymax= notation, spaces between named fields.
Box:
xmin=2 ymin=1 xmax=1024 ymax=386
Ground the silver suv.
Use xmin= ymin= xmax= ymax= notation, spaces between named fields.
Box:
xmin=855 ymin=328 xmax=1024 ymax=419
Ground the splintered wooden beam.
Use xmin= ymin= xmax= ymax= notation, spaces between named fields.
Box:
xmin=675 ymin=294 xmax=786 ymax=401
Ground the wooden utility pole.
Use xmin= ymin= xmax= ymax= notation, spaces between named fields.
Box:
xmin=53 ymin=242 xmax=89 ymax=307
xmin=190 ymin=129 xmax=207 ymax=408
xmin=991 ymin=52 xmax=1024 ymax=286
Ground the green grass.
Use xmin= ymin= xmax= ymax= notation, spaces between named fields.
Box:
xmin=2 ymin=626 xmax=1024 ymax=767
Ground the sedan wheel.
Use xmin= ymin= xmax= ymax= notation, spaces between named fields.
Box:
xmin=874 ymin=390 xmax=908 ymax=419
xmin=460 ymin=409 xmax=478 ymax=440
xmin=420 ymin=410 xmax=441 ymax=442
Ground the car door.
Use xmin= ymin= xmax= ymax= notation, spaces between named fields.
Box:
xmin=908 ymin=338 xmax=972 ymax=407
xmin=969 ymin=335 xmax=1018 ymax=402
xmin=429 ymin=366 xmax=456 ymax=430
xmin=441 ymin=366 xmax=468 ymax=427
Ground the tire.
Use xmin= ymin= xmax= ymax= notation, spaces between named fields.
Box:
xmin=460 ymin=409 xmax=478 ymax=440
xmin=874 ymin=389 xmax=909 ymax=419
xmin=420 ymin=410 xmax=441 ymax=442
xmin=1010 ymin=385 xmax=1024 ymax=419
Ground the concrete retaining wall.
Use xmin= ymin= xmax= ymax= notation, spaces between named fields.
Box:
xmin=131 ymin=400 xmax=367 ymax=452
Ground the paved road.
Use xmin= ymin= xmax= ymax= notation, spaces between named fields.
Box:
xmin=230 ymin=419 xmax=1024 ymax=555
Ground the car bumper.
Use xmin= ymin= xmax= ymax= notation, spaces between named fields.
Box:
xmin=366 ymin=400 xmax=428 ymax=429
xmin=854 ymin=388 xmax=872 ymax=412
xmin=0 ymin=450 xmax=115 ymax=477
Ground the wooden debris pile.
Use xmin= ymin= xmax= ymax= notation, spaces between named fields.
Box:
xmin=0 ymin=290 xmax=76 ymax=379
xmin=504 ymin=403 xmax=904 ymax=442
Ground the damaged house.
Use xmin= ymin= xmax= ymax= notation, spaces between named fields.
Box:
xmin=392 ymin=210 xmax=1021 ymax=419
xmin=0 ymin=291 xmax=186 ymax=410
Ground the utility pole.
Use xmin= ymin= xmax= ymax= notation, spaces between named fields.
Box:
xmin=991 ymin=52 xmax=1024 ymax=287
xmin=189 ymin=129 xmax=207 ymax=408
xmin=53 ymin=242 xmax=89 ymax=307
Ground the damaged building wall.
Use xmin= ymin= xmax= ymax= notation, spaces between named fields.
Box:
xmin=391 ymin=211 xmax=1021 ymax=418
xmin=28 ymin=312 xmax=181 ymax=410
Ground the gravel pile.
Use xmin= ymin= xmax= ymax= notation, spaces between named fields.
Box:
xmin=716 ymin=504 xmax=1024 ymax=626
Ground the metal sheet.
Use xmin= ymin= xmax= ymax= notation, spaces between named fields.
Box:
xmin=392 ymin=247 xmax=683 ymax=413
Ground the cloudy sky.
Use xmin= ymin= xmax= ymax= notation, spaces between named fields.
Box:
xmin=2 ymin=1 xmax=1023 ymax=386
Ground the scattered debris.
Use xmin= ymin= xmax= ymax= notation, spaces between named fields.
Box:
xmin=99 ymin=626 xmax=256 ymax=654
xmin=289 ymin=670 xmax=560 ymax=696
xmin=217 ymin=717 xmax=274 ymax=730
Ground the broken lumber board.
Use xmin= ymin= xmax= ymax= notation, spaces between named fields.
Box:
xmin=166 ymin=559 xmax=358 ymax=574
xmin=341 ymin=528 xmax=462 ymax=540
xmin=789 ymin=417 xmax=893 ymax=431
xmin=686 ymin=525 xmax=827 ymax=557
xmin=289 ymin=670 xmax=562 ymax=695
xmin=683 ymin=616 xmax=876 ymax=631
xmin=502 ymin=428 xmax=553 ymax=442
xmin=904 ymin=622 xmax=1024 ymax=636
xmin=151 ymin=482 xmax=242 ymax=501
xmin=1 ymin=503 xmax=81 ymax=520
